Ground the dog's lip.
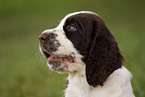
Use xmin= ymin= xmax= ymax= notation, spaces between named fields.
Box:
xmin=48 ymin=56 xmax=54 ymax=61
xmin=41 ymin=48 xmax=75 ymax=63
xmin=41 ymin=48 xmax=52 ymax=58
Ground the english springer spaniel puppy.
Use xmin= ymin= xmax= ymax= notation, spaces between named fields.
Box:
xmin=39 ymin=11 xmax=135 ymax=97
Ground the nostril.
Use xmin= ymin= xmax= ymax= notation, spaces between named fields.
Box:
xmin=39 ymin=34 xmax=48 ymax=42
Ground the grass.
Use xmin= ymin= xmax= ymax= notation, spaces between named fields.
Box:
xmin=0 ymin=0 xmax=145 ymax=97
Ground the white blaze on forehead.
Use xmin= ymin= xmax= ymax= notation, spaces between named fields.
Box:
xmin=56 ymin=11 xmax=99 ymax=30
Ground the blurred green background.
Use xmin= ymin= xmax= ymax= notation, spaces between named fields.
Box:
xmin=0 ymin=0 xmax=145 ymax=97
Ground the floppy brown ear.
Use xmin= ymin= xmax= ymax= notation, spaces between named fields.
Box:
xmin=85 ymin=18 xmax=124 ymax=87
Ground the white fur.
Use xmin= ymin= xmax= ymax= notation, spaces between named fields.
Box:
xmin=65 ymin=66 xmax=135 ymax=97
xmin=41 ymin=11 xmax=135 ymax=97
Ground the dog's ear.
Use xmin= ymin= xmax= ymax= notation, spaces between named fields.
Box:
xmin=85 ymin=17 xmax=124 ymax=87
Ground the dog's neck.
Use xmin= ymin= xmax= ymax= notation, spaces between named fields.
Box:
xmin=65 ymin=67 xmax=92 ymax=97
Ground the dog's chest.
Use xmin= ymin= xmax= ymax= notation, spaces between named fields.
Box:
xmin=65 ymin=73 xmax=92 ymax=97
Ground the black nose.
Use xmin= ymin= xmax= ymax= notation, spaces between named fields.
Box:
xmin=39 ymin=33 xmax=48 ymax=43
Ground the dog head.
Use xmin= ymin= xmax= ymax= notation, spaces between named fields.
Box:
xmin=39 ymin=11 xmax=123 ymax=86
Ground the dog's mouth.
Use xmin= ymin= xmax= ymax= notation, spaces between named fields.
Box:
xmin=48 ymin=55 xmax=74 ymax=63
xmin=42 ymin=48 xmax=75 ymax=63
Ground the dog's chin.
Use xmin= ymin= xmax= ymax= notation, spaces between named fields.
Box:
xmin=47 ymin=60 xmax=74 ymax=73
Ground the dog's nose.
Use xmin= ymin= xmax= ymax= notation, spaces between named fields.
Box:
xmin=39 ymin=33 xmax=48 ymax=43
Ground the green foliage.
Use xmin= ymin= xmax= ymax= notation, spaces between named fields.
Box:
xmin=0 ymin=0 xmax=145 ymax=97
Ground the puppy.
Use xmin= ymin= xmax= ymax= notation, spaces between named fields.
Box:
xmin=39 ymin=11 xmax=135 ymax=97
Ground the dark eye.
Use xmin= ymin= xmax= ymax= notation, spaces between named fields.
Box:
xmin=67 ymin=25 xmax=77 ymax=31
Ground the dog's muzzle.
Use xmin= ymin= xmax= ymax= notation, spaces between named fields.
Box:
xmin=39 ymin=30 xmax=75 ymax=72
xmin=39 ymin=32 xmax=60 ymax=56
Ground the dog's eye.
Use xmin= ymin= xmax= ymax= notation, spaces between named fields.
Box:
xmin=67 ymin=25 xmax=77 ymax=31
